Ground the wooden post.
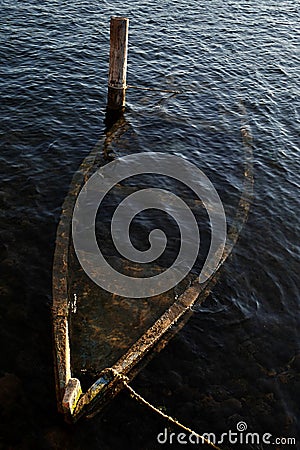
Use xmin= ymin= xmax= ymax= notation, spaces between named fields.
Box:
xmin=107 ymin=17 xmax=129 ymax=111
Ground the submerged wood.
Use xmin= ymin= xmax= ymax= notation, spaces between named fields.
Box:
xmin=52 ymin=115 xmax=253 ymax=423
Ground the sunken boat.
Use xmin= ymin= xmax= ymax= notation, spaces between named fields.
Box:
xmin=52 ymin=116 xmax=253 ymax=423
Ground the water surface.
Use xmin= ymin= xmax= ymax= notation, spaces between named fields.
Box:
xmin=0 ymin=1 xmax=299 ymax=448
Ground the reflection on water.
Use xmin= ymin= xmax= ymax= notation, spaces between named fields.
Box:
xmin=0 ymin=0 xmax=299 ymax=448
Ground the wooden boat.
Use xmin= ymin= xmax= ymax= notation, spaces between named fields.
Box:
xmin=52 ymin=114 xmax=253 ymax=423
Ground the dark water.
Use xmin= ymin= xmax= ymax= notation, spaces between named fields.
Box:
xmin=1 ymin=1 xmax=299 ymax=449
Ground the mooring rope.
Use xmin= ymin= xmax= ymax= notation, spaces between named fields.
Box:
xmin=127 ymin=84 xmax=181 ymax=93
xmin=107 ymin=368 xmax=222 ymax=450
xmin=127 ymin=84 xmax=183 ymax=94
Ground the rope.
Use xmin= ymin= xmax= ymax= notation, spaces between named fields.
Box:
xmin=127 ymin=84 xmax=182 ymax=94
xmin=108 ymin=368 xmax=222 ymax=450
